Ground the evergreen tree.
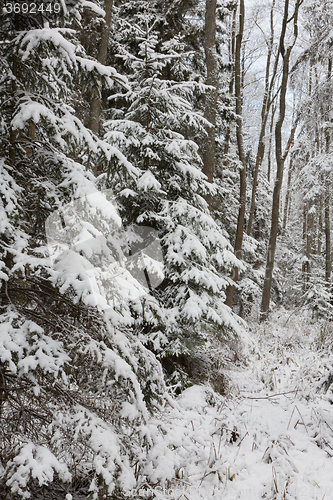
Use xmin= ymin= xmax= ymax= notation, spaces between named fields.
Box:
xmin=103 ymin=18 xmax=243 ymax=386
xmin=0 ymin=4 xmax=174 ymax=498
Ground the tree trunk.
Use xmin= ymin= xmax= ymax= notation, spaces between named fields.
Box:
xmin=306 ymin=211 xmax=313 ymax=282
xmin=224 ymin=6 xmax=237 ymax=156
xmin=267 ymin=103 xmax=276 ymax=183
xmin=325 ymin=186 xmax=331 ymax=285
xmin=247 ymin=0 xmax=276 ymax=235
xmin=260 ymin=0 xmax=302 ymax=321
xmin=300 ymin=204 xmax=307 ymax=291
xmin=202 ymin=0 xmax=219 ymax=207
xmin=318 ymin=196 xmax=323 ymax=255
xmin=226 ymin=0 xmax=246 ymax=308
xmin=89 ymin=0 xmax=113 ymax=136
xmin=324 ymin=160 xmax=331 ymax=287
xmin=324 ymin=59 xmax=332 ymax=286
xmin=9 ymin=50 xmax=18 ymax=163
xmin=282 ymin=155 xmax=293 ymax=237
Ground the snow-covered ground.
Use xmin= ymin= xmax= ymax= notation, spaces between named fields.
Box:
xmin=153 ymin=311 xmax=333 ymax=500
xmin=5 ymin=310 xmax=333 ymax=500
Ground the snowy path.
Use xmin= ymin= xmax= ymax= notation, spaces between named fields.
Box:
xmin=164 ymin=313 xmax=333 ymax=500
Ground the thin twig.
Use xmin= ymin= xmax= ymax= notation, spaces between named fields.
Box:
xmin=244 ymin=390 xmax=296 ymax=400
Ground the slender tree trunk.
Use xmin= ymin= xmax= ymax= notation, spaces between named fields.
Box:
xmin=260 ymin=0 xmax=302 ymax=321
xmin=312 ymin=209 xmax=317 ymax=255
xmin=325 ymin=58 xmax=332 ymax=286
xmin=229 ymin=6 xmax=237 ymax=95
xmin=89 ymin=0 xmax=113 ymax=136
xmin=224 ymin=7 xmax=237 ymax=157
xmin=202 ymin=0 xmax=219 ymax=207
xmin=267 ymin=103 xmax=276 ymax=183
xmin=9 ymin=51 xmax=18 ymax=163
xmin=318 ymin=196 xmax=323 ymax=255
xmin=315 ymin=67 xmax=320 ymax=156
xmin=325 ymin=187 xmax=331 ymax=285
xmin=247 ymin=0 xmax=276 ymax=235
xmin=301 ymin=204 xmax=307 ymax=292
xmin=282 ymin=155 xmax=293 ymax=237
xmin=279 ymin=122 xmax=298 ymax=239
xmin=324 ymin=154 xmax=331 ymax=287
xmin=306 ymin=211 xmax=313 ymax=282
xmin=226 ymin=0 xmax=246 ymax=308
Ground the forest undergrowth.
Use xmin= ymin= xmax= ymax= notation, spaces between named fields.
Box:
xmin=3 ymin=308 xmax=333 ymax=500
xmin=146 ymin=310 xmax=333 ymax=500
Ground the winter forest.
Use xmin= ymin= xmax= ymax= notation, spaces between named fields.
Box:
xmin=3 ymin=0 xmax=333 ymax=498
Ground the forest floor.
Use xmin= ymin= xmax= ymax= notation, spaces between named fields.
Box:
xmin=8 ymin=311 xmax=333 ymax=500
xmin=162 ymin=310 xmax=333 ymax=500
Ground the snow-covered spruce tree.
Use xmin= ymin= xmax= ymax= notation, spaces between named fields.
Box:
xmin=0 ymin=4 xmax=176 ymax=498
xmin=289 ymin=146 xmax=333 ymax=318
xmin=104 ymin=18 xmax=243 ymax=387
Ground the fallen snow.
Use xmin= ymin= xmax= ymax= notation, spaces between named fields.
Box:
xmin=6 ymin=309 xmax=333 ymax=500
xmin=151 ymin=310 xmax=333 ymax=500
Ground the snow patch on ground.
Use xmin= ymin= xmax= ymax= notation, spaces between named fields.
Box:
xmin=153 ymin=311 xmax=333 ymax=499
xmin=5 ymin=311 xmax=333 ymax=499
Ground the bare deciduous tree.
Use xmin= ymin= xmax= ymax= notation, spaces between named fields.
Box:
xmin=260 ymin=0 xmax=303 ymax=321
xmin=247 ymin=0 xmax=277 ymax=236
xmin=226 ymin=0 xmax=246 ymax=308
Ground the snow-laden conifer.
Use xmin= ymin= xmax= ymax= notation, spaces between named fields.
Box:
xmin=104 ymin=18 xmax=244 ymax=377
xmin=0 ymin=5 xmax=178 ymax=498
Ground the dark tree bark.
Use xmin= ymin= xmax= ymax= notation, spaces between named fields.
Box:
xmin=325 ymin=160 xmax=331 ymax=287
xmin=89 ymin=0 xmax=113 ymax=136
xmin=267 ymin=103 xmax=276 ymax=183
xmin=202 ymin=0 xmax=219 ymax=207
xmin=282 ymin=155 xmax=293 ymax=237
xmin=9 ymin=48 xmax=18 ymax=163
xmin=226 ymin=0 xmax=246 ymax=308
xmin=324 ymin=58 xmax=332 ymax=286
xmin=318 ymin=196 xmax=323 ymax=255
xmin=306 ymin=211 xmax=313 ymax=281
xmin=301 ymin=204 xmax=308 ymax=291
xmin=260 ymin=0 xmax=302 ymax=321
xmin=224 ymin=7 xmax=237 ymax=156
